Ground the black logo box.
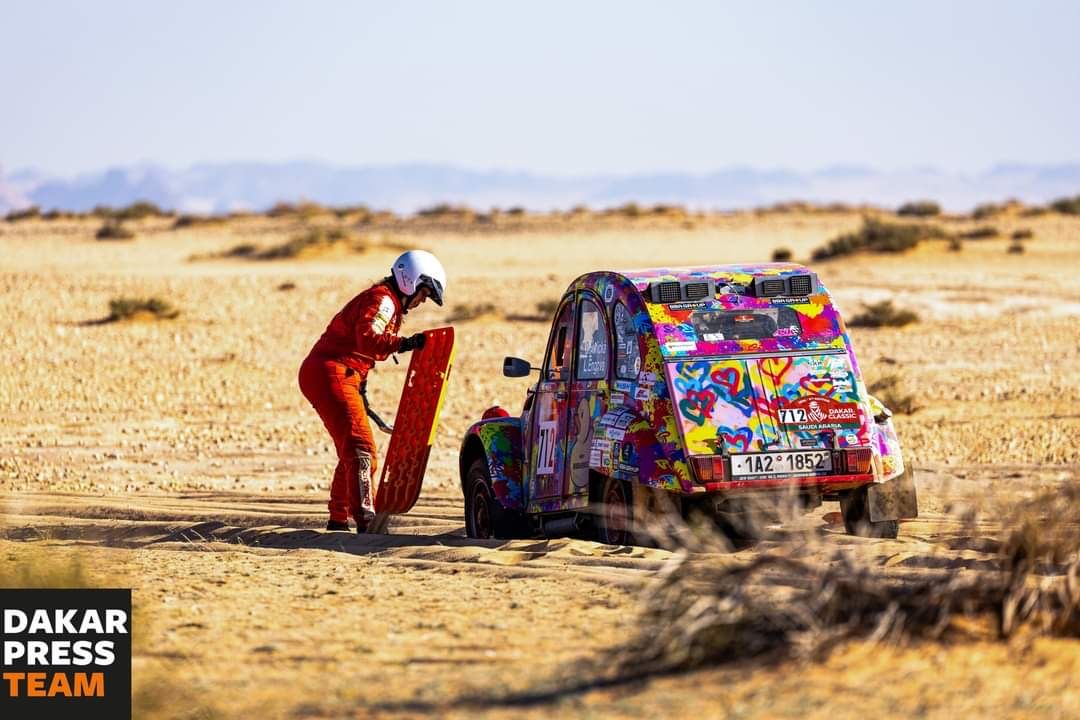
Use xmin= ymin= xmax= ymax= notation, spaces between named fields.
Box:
xmin=1 ymin=589 xmax=131 ymax=720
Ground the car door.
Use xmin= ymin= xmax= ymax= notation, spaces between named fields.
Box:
xmin=564 ymin=293 xmax=609 ymax=500
xmin=526 ymin=296 xmax=576 ymax=504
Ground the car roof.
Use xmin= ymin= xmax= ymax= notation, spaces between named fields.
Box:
xmin=615 ymin=263 xmax=812 ymax=291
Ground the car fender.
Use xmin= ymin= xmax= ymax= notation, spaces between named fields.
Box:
xmin=460 ymin=417 xmax=525 ymax=511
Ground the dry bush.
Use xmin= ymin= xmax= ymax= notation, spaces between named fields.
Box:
xmin=897 ymin=200 xmax=941 ymax=217
xmin=812 ymin=217 xmax=944 ymax=261
xmin=1012 ymin=228 xmax=1034 ymax=240
xmin=107 ymin=297 xmax=180 ymax=321
xmin=972 ymin=202 xmax=1004 ymax=220
xmin=5 ymin=205 xmax=41 ymax=222
xmin=771 ymin=247 xmax=793 ymax=262
xmin=96 ymin=220 xmax=136 ymax=241
xmin=173 ymin=214 xmax=226 ymax=229
xmin=1008 ymin=241 xmax=1026 ymax=254
xmin=868 ymin=374 xmax=918 ymax=414
xmin=256 ymin=227 xmax=365 ymax=260
xmin=960 ymin=225 xmax=1000 ymax=239
xmin=447 ymin=302 xmax=498 ymax=323
xmin=608 ymin=485 xmax=1079 ymax=679
xmin=948 ymin=237 xmax=963 ymax=252
xmin=417 ymin=203 xmax=475 ymax=221
xmin=848 ymin=300 xmax=919 ymax=328
xmin=267 ymin=200 xmax=326 ymax=218
xmin=42 ymin=209 xmax=77 ymax=220
xmin=1049 ymin=195 xmax=1080 ymax=215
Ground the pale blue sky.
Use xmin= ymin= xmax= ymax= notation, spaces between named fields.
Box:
xmin=3 ymin=1 xmax=1078 ymax=177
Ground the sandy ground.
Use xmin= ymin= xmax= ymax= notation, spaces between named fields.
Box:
xmin=1 ymin=211 xmax=1078 ymax=718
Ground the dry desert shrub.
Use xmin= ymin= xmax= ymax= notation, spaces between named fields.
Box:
xmin=1008 ymin=240 xmax=1026 ymax=254
xmin=848 ymin=300 xmax=919 ymax=328
xmin=253 ymin=227 xmax=365 ymax=260
xmin=4 ymin=205 xmax=41 ymax=222
xmin=771 ymin=247 xmax=794 ymax=262
xmin=1012 ymin=227 xmax=1034 ymax=240
xmin=897 ymin=200 xmax=941 ymax=217
xmin=95 ymin=220 xmax=136 ymax=241
xmin=447 ymin=302 xmax=498 ymax=323
xmin=172 ymin=214 xmax=227 ymax=229
xmin=811 ymin=217 xmax=944 ymax=261
xmin=107 ymin=297 xmax=180 ymax=322
xmin=611 ymin=486 xmax=1079 ymax=679
xmin=1049 ymin=194 xmax=1080 ymax=215
xmin=959 ymin=225 xmax=1000 ymax=239
xmin=868 ymin=373 xmax=918 ymax=414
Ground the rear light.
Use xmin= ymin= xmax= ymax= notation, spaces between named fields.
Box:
xmin=691 ymin=456 xmax=727 ymax=483
xmin=836 ymin=447 xmax=873 ymax=474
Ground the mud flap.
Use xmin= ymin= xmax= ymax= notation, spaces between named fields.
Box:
xmin=867 ymin=466 xmax=918 ymax=522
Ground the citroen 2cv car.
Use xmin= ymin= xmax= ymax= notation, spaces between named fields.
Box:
xmin=459 ymin=264 xmax=917 ymax=544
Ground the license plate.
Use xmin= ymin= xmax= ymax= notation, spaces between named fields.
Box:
xmin=730 ymin=450 xmax=832 ymax=477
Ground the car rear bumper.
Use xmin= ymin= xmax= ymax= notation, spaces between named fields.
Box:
xmin=699 ymin=472 xmax=875 ymax=493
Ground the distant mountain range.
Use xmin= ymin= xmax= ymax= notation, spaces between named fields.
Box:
xmin=2 ymin=161 xmax=1079 ymax=215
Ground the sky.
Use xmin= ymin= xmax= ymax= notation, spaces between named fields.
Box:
xmin=3 ymin=1 xmax=1079 ymax=177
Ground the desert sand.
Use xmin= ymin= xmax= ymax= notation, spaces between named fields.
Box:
xmin=2 ymin=209 xmax=1078 ymax=718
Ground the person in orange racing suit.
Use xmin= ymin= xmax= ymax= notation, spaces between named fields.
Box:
xmin=299 ymin=250 xmax=447 ymax=533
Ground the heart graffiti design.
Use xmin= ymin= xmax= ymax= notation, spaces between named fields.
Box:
xmin=717 ymin=426 xmax=754 ymax=452
xmin=710 ymin=366 xmax=742 ymax=397
xmin=678 ymin=388 xmax=717 ymax=426
xmin=760 ymin=357 xmax=793 ymax=385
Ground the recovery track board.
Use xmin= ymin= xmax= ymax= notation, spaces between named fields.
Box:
xmin=373 ymin=326 xmax=455 ymax=515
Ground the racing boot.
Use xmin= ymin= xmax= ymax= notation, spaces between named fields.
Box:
xmin=352 ymin=450 xmax=377 ymax=533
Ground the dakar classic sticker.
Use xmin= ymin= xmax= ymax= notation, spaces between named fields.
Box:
xmin=778 ymin=395 xmax=860 ymax=429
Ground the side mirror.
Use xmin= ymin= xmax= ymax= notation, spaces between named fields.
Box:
xmin=503 ymin=356 xmax=535 ymax=378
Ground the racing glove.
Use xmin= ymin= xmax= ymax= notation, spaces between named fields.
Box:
xmin=398 ymin=332 xmax=427 ymax=353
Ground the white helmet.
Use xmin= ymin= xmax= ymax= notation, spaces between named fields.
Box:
xmin=391 ymin=250 xmax=446 ymax=306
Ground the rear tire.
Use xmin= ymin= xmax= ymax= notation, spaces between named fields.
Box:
xmin=840 ymin=485 xmax=900 ymax=539
xmin=464 ymin=457 xmax=529 ymax=539
xmin=595 ymin=476 xmax=635 ymax=546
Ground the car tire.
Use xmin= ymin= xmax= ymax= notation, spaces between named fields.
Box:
xmin=595 ymin=476 xmax=635 ymax=546
xmin=840 ymin=485 xmax=900 ymax=539
xmin=464 ymin=457 xmax=529 ymax=539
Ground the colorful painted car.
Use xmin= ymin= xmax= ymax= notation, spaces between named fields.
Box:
xmin=459 ymin=263 xmax=917 ymax=543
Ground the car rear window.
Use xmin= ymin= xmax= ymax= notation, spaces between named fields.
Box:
xmin=690 ymin=307 xmax=803 ymax=341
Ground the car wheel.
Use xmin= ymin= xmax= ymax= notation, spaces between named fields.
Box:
xmin=840 ymin=485 xmax=900 ymax=539
xmin=464 ymin=457 xmax=529 ymax=539
xmin=596 ymin=476 xmax=635 ymax=546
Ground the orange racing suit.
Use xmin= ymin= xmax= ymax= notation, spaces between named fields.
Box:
xmin=298 ymin=281 xmax=403 ymax=527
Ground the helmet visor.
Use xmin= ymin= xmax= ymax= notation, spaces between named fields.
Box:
xmin=419 ymin=275 xmax=444 ymax=306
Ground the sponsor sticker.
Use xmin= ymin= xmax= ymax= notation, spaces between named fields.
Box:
xmin=613 ymin=380 xmax=634 ymax=394
xmin=606 ymin=427 xmax=626 ymax=441
xmin=667 ymin=301 xmax=709 ymax=311
xmin=634 ymin=388 xmax=651 ymax=402
xmin=702 ymin=332 xmax=725 ymax=342
xmin=778 ymin=395 xmax=861 ymax=429
xmin=603 ymin=285 xmax=615 ymax=303
xmin=664 ymin=341 xmax=698 ymax=353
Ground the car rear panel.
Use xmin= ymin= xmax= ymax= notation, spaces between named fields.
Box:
xmin=666 ymin=351 xmax=873 ymax=486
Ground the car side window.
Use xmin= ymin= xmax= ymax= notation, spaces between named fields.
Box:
xmin=576 ymin=297 xmax=609 ymax=381
xmin=543 ymin=299 xmax=574 ymax=381
xmin=613 ymin=302 xmax=641 ymax=379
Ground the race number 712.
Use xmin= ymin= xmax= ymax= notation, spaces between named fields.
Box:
xmin=536 ymin=421 xmax=557 ymax=474
xmin=779 ymin=408 xmax=807 ymax=424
